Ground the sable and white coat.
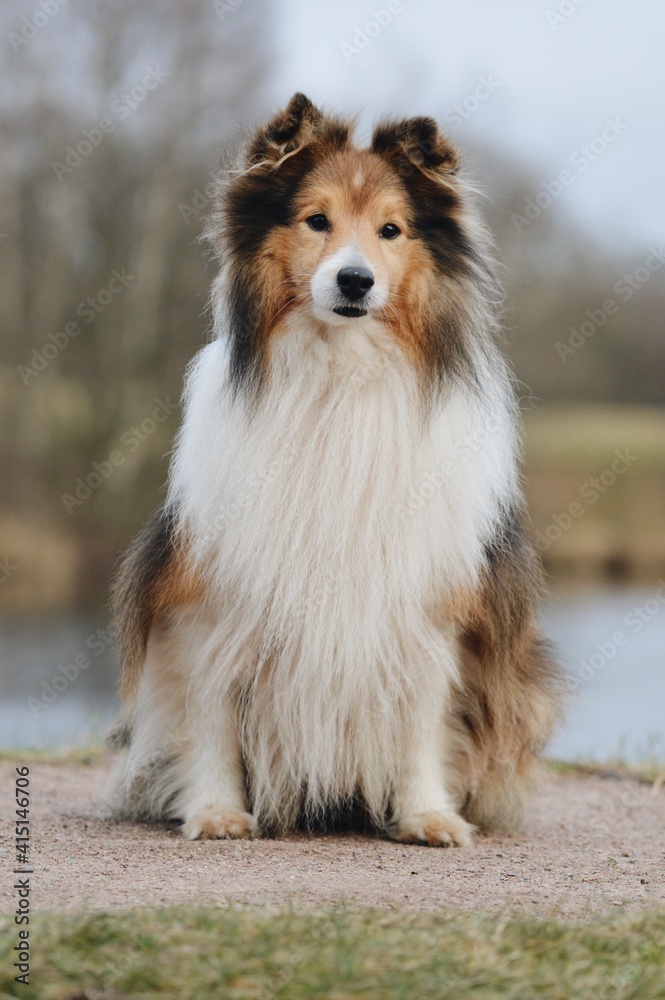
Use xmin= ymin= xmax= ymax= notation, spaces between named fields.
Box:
xmin=108 ymin=94 xmax=561 ymax=846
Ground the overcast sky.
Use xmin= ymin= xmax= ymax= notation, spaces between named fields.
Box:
xmin=274 ymin=0 xmax=664 ymax=252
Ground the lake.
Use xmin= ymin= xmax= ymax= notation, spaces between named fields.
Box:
xmin=1 ymin=586 xmax=663 ymax=762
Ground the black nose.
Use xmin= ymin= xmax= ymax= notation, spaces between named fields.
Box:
xmin=336 ymin=267 xmax=374 ymax=301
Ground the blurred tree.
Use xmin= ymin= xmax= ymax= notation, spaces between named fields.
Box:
xmin=474 ymin=145 xmax=665 ymax=407
xmin=0 ymin=5 xmax=663 ymax=609
xmin=0 ymin=0 xmax=273 ymax=603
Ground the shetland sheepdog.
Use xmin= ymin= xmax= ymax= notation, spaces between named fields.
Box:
xmin=108 ymin=93 xmax=562 ymax=846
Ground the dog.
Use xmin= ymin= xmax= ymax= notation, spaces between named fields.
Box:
xmin=108 ymin=93 xmax=562 ymax=846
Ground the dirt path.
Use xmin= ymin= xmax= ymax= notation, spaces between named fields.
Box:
xmin=1 ymin=761 xmax=663 ymax=918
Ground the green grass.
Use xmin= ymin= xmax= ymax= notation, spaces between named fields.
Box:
xmin=0 ymin=744 xmax=107 ymax=766
xmin=0 ymin=753 xmax=662 ymax=997
xmin=521 ymin=404 xmax=665 ymax=578
xmin=545 ymin=757 xmax=665 ymax=786
xmin=523 ymin=405 xmax=665 ymax=469
xmin=1 ymin=906 xmax=663 ymax=1000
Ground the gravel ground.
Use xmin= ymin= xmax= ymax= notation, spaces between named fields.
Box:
xmin=1 ymin=761 xmax=663 ymax=918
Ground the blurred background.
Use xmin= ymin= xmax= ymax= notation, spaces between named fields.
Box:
xmin=1 ymin=0 xmax=663 ymax=761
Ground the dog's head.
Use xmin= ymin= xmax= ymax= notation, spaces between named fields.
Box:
xmin=214 ymin=93 xmax=494 ymax=394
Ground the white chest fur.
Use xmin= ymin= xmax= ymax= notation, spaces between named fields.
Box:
xmin=167 ymin=317 xmax=520 ymax=818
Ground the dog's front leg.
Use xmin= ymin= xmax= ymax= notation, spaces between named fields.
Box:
xmin=178 ymin=692 xmax=256 ymax=841
xmin=390 ymin=671 xmax=474 ymax=848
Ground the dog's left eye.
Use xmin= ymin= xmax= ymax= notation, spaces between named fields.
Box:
xmin=306 ymin=214 xmax=330 ymax=232
xmin=380 ymin=223 xmax=401 ymax=239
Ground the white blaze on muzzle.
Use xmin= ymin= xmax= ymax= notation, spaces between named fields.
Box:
xmin=310 ymin=244 xmax=388 ymax=323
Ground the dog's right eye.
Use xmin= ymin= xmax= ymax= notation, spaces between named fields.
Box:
xmin=306 ymin=214 xmax=330 ymax=232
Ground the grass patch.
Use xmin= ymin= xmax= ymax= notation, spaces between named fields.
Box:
xmin=523 ymin=405 xmax=665 ymax=470
xmin=1 ymin=906 xmax=664 ymax=999
xmin=0 ymin=744 xmax=107 ymax=766
xmin=522 ymin=404 xmax=665 ymax=578
xmin=546 ymin=757 xmax=665 ymax=786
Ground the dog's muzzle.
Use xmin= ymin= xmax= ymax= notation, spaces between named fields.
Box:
xmin=334 ymin=267 xmax=374 ymax=317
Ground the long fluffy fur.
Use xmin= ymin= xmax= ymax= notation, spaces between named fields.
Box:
xmin=108 ymin=93 xmax=563 ymax=842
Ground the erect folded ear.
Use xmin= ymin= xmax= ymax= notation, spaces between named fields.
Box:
xmin=371 ymin=116 xmax=459 ymax=177
xmin=247 ymin=92 xmax=348 ymax=167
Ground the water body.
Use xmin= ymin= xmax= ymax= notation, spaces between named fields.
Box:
xmin=542 ymin=585 xmax=664 ymax=763
xmin=1 ymin=586 xmax=663 ymax=762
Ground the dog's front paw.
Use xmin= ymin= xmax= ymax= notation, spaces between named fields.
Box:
xmin=391 ymin=810 xmax=474 ymax=847
xmin=182 ymin=807 xmax=257 ymax=841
